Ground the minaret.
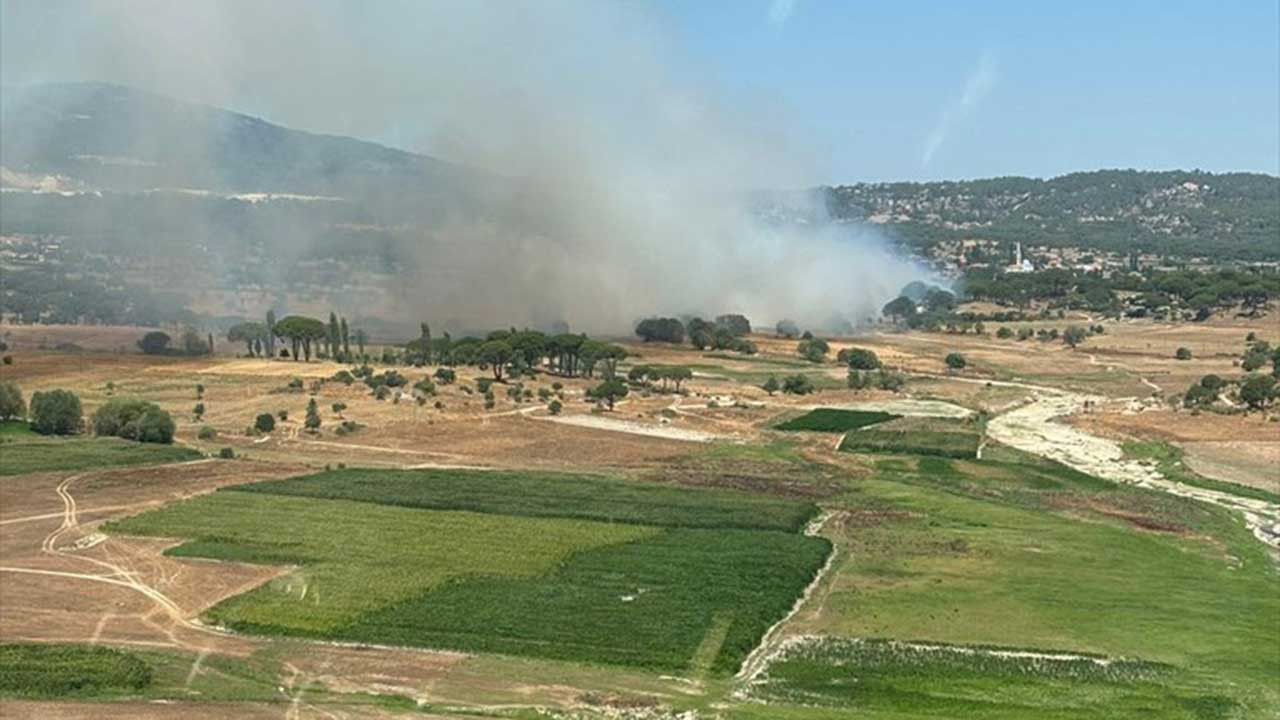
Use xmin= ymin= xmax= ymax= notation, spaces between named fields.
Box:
xmin=1015 ymin=241 xmax=1022 ymax=267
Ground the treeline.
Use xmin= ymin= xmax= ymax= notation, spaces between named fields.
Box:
xmin=0 ymin=266 xmax=199 ymax=327
xmin=824 ymin=169 xmax=1280 ymax=261
xmin=959 ymin=266 xmax=1280 ymax=318
xmin=634 ymin=313 xmax=757 ymax=353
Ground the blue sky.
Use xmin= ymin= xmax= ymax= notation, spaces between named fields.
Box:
xmin=3 ymin=0 xmax=1277 ymax=183
xmin=660 ymin=0 xmax=1280 ymax=181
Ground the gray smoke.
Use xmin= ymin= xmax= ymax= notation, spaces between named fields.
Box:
xmin=1 ymin=0 xmax=932 ymax=334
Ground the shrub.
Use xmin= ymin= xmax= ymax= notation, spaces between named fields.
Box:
xmin=847 ymin=369 xmax=871 ymax=390
xmin=332 ymin=402 xmax=347 ymax=417
xmin=218 ymin=447 xmax=235 ymax=459
xmin=254 ymin=413 xmax=276 ymax=433
xmin=876 ymin=370 xmax=906 ymax=392
xmin=945 ymin=352 xmax=967 ymax=370
xmin=434 ymin=368 xmax=456 ymax=384
xmin=30 ymin=389 xmax=83 ymax=435
xmin=548 ymin=399 xmax=563 ymax=415
xmin=2 ymin=355 xmax=12 ymax=365
xmin=137 ymin=331 xmax=171 ymax=355
xmin=782 ymin=374 xmax=815 ymax=395
xmin=995 ymin=326 xmax=1014 ymax=339
xmin=277 ymin=409 xmax=288 ymax=421
xmin=762 ymin=376 xmax=780 ymax=395
xmin=91 ymin=398 xmax=174 ymax=444
xmin=0 ymin=380 xmax=25 ymax=421
xmin=193 ymin=402 xmax=205 ymax=420
xmin=839 ymin=347 xmax=881 ymax=370
xmin=797 ymin=338 xmax=830 ymax=363
xmin=1175 ymin=347 xmax=1192 ymax=361
xmin=198 ymin=426 xmax=217 ymax=440
xmin=331 ymin=369 xmax=355 ymax=385
xmin=414 ymin=379 xmax=437 ymax=396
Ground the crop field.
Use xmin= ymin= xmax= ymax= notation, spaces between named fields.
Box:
xmin=773 ymin=408 xmax=900 ymax=433
xmin=0 ymin=422 xmax=202 ymax=475
xmin=105 ymin=469 xmax=830 ymax=674
xmin=0 ymin=645 xmax=151 ymax=698
xmin=833 ymin=415 xmax=982 ymax=458
xmin=743 ymin=637 xmax=1222 ymax=720
xmin=231 ymin=467 xmax=819 ymax=531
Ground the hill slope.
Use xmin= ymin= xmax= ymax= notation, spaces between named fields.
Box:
xmin=824 ymin=170 xmax=1280 ymax=261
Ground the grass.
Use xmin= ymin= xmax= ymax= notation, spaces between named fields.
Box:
xmin=106 ymin=493 xmax=651 ymax=634
xmin=343 ymin=527 xmax=830 ymax=674
xmin=230 ymin=467 xmax=819 ymax=532
xmin=1123 ymin=441 xmax=1280 ymax=504
xmin=105 ymin=472 xmax=831 ymax=674
xmin=774 ymin=408 xmax=900 ymax=433
xmin=0 ymin=644 xmax=151 ymax=698
xmin=745 ymin=637 xmax=1234 ymax=720
xmin=0 ymin=430 xmax=201 ymax=475
xmin=778 ymin=454 xmax=1280 ymax=717
xmin=840 ymin=428 xmax=980 ymax=458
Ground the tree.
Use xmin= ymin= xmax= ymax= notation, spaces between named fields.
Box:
xmin=589 ymin=378 xmax=629 ymax=410
xmin=329 ymin=313 xmax=341 ymax=358
xmin=1062 ymin=326 xmax=1088 ymax=348
xmin=227 ymin=322 xmax=269 ymax=357
xmin=782 ymin=374 xmax=815 ymax=395
xmin=797 ymin=337 xmax=830 ymax=363
xmin=332 ymin=402 xmax=347 ymax=418
xmin=340 ymin=317 xmax=351 ymax=356
xmin=687 ymin=317 xmax=714 ymax=350
xmin=477 ymin=340 xmax=514 ymax=380
xmin=548 ymin=399 xmax=563 ymax=415
xmin=996 ymin=326 xmax=1014 ymax=339
xmin=273 ymin=316 xmax=328 ymax=362
xmin=761 ymin=376 xmax=780 ymax=395
xmin=775 ymin=319 xmax=801 ymax=338
xmin=840 ymin=347 xmax=881 ymax=370
xmin=30 ymin=389 xmax=82 ymax=435
xmin=1175 ymin=347 xmax=1192 ymax=361
xmin=91 ymin=398 xmax=175 ymax=444
xmin=882 ymin=296 xmax=917 ymax=323
xmin=255 ymin=413 xmax=276 ymax=433
xmin=945 ymin=352 xmax=967 ymax=371
xmin=354 ymin=328 xmax=368 ymax=357
xmin=714 ymin=314 xmax=751 ymax=337
xmin=193 ymin=403 xmax=205 ymax=421
xmin=1240 ymin=374 xmax=1277 ymax=410
xmin=305 ymin=398 xmax=321 ymax=431
xmin=635 ymin=317 xmax=685 ymax=344
xmin=0 ymin=381 xmax=25 ymax=421
xmin=434 ymin=367 xmax=456 ymax=384
xmin=137 ymin=331 xmax=171 ymax=355
xmin=265 ymin=309 xmax=277 ymax=357
xmin=924 ymin=288 xmax=956 ymax=313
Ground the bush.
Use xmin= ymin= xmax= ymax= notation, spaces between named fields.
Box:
xmin=136 ymin=331 xmax=171 ymax=355
xmin=30 ymin=389 xmax=83 ymax=435
xmin=2 ymin=355 xmax=12 ymax=365
xmin=839 ymin=347 xmax=881 ymax=370
xmin=434 ymin=368 xmax=456 ymax=384
xmin=945 ymin=352 xmax=967 ymax=370
xmin=1175 ymin=347 xmax=1193 ymax=361
xmin=782 ymin=374 xmax=815 ymax=395
xmin=548 ymin=399 xmax=563 ymax=415
xmin=193 ymin=402 xmax=205 ymax=420
xmin=0 ymin=380 xmax=25 ymax=420
xmin=91 ymin=398 xmax=175 ymax=444
xmin=218 ymin=447 xmax=235 ymax=459
xmin=331 ymin=370 xmax=355 ymax=385
xmin=876 ymin=370 xmax=906 ymax=392
xmin=277 ymin=409 xmax=288 ymax=421
xmin=198 ymin=426 xmax=217 ymax=440
xmin=797 ymin=338 xmax=830 ymax=363
xmin=254 ymin=413 xmax=276 ymax=433
xmin=476 ymin=378 xmax=494 ymax=393
xmin=414 ymin=379 xmax=436 ymax=396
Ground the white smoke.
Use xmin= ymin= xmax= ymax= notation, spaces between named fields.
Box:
xmin=2 ymin=0 xmax=933 ymax=334
xmin=922 ymin=50 xmax=998 ymax=167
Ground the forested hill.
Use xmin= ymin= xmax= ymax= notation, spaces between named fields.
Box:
xmin=823 ymin=170 xmax=1280 ymax=261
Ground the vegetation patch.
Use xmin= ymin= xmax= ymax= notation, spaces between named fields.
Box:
xmin=231 ymin=467 xmax=819 ymax=532
xmin=774 ymin=408 xmax=900 ymax=433
xmin=840 ymin=429 xmax=980 ymax=459
xmin=0 ymin=433 xmax=200 ymax=475
xmin=0 ymin=644 xmax=152 ymax=698
xmin=1123 ymin=441 xmax=1280 ymax=504
xmin=746 ymin=636 xmax=1235 ymax=720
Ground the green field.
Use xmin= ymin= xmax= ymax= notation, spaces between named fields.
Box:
xmin=0 ymin=423 xmax=201 ymax=475
xmin=836 ymin=416 xmax=982 ymax=459
xmin=753 ymin=453 xmax=1280 ymax=718
xmin=231 ymin=467 xmax=817 ymax=532
xmin=744 ymin=637 xmax=1224 ymax=719
xmin=0 ymin=644 xmax=151 ymax=698
xmin=774 ymin=408 xmax=900 ymax=433
xmin=106 ymin=469 xmax=829 ymax=674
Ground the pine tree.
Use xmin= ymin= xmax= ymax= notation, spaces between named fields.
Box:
xmin=340 ymin=317 xmax=350 ymax=356
xmin=266 ymin=309 xmax=277 ymax=357
xmin=305 ymin=398 xmax=321 ymax=431
xmin=328 ymin=312 xmax=340 ymax=358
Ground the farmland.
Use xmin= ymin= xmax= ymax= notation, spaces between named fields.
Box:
xmin=774 ymin=408 xmax=899 ymax=432
xmin=106 ymin=470 xmax=830 ymax=673
xmin=0 ymin=645 xmax=151 ymax=698
xmin=2 ymin=314 xmax=1278 ymax=719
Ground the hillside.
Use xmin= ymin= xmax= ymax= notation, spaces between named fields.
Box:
xmin=824 ymin=170 xmax=1280 ymax=261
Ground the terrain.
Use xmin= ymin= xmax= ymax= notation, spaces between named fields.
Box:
xmin=2 ymin=312 xmax=1277 ymax=719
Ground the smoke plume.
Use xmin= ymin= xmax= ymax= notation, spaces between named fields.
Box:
xmin=1 ymin=0 xmax=931 ymax=334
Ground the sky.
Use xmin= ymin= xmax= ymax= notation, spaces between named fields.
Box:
xmin=2 ymin=0 xmax=1278 ymax=184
